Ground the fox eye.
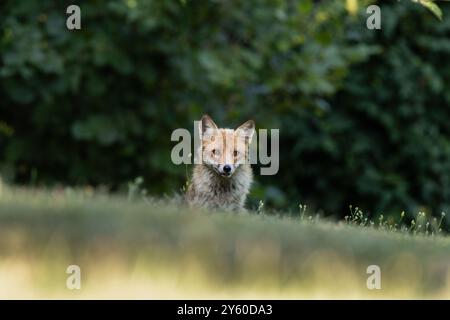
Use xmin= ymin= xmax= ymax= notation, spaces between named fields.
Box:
xmin=212 ymin=149 xmax=218 ymax=156
xmin=234 ymin=150 xmax=239 ymax=157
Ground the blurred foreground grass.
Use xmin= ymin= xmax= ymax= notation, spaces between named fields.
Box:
xmin=0 ymin=186 xmax=449 ymax=299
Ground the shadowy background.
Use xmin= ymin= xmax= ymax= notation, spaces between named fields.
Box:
xmin=1 ymin=0 xmax=450 ymax=228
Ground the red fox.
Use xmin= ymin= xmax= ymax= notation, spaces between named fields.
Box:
xmin=186 ymin=115 xmax=255 ymax=211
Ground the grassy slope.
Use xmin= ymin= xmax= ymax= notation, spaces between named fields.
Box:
xmin=0 ymin=187 xmax=449 ymax=299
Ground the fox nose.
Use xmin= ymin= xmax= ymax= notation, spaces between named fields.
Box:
xmin=223 ymin=165 xmax=231 ymax=174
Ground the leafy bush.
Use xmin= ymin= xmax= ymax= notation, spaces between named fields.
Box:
xmin=0 ymin=1 xmax=368 ymax=188
xmin=277 ymin=2 xmax=450 ymax=227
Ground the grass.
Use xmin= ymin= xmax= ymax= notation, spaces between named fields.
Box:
xmin=0 ymin=185 xmax=449 ymax=299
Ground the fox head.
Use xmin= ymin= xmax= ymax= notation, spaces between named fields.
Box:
xmin=199 ymin=114 xmax=255 ymax=178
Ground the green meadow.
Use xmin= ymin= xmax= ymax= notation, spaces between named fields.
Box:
xmin=1 ymin=185 xmax=449 ymax=299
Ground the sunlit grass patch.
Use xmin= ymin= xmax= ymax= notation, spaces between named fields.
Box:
xmin=0 ymin=187 xmax=449 ymax=299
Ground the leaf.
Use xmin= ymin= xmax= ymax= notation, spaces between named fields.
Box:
xmin=419 ymin=0 xmax=443 ymax=21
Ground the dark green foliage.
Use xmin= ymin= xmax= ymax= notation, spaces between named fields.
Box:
xmin=280 ymin=2 xmax=450 ymax=225
xmin=0 ymin=1 xmax=449 ymax=228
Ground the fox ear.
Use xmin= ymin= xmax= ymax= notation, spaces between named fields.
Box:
xmin=236 ymin=119 xmax=255 ymax=142
xmin=200 ymin=114 xmax=218 ymax=134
